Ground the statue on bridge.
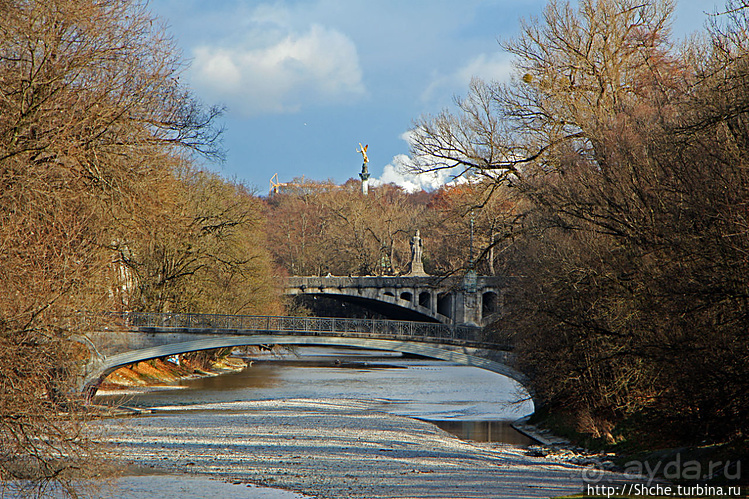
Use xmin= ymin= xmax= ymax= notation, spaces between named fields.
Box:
xmin=406 ymin=229 xmax=428 ymax=276
xmin=412 ymin=230 xmax=423 ymax=263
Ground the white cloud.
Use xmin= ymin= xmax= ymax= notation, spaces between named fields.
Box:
xmin=369 ymin=131 xmax=468 ymax=193
xmin=371 ymin=154 xmax=464 ymax=193
xmin=421 ymin=52 xmax=513 ymax=105
xmin=193 ymin=50 xmax=242 ymax=94
xmin=191 ymin=23 xmax=366 ymax=116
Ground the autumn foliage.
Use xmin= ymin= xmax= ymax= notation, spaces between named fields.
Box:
xmin=0 ymin=0 xmax=278 ymax=495
xmin=410 ymin=0 xmax=749 ymax=447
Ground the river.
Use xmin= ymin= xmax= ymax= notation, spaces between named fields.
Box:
xmin=97 ymin=347 xmax=535 ymax=439
xmin=90 ymin=347 xmax=600 ymax=498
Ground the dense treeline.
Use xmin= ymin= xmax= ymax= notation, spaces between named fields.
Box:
xmin=266 ymin=180 xmax=427 ymax=277
xmin=0 ymin=0 xmax=279 ymax=495
xmin=121 ymin=168 xmax=280 ymax=316
xmin=265 ymin=179 xmax=512 ymax=277
xmin=409 ymin=0 xmax=749 ymax=448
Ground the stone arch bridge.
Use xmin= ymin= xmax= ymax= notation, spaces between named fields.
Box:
xmin=79 ymin=312 xmax=526 ymax=401
xmin=285 ymin=276 xmax=504 ymax=326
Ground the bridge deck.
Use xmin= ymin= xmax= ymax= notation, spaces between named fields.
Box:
xmin=116 ymin=312 xmax=512 ymax=350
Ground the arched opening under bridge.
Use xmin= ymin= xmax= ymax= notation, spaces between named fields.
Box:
xmin=291 ymin=293 xmax=446 ymax=323
xmin=82 ymin=335 xmax=533 ymax=408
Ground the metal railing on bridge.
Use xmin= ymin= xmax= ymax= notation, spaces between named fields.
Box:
xmin=115 ymin=312 xmax=512 ymax=350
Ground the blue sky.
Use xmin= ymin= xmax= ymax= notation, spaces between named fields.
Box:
xmin=149 ymin=0 xmax=721 ymax=194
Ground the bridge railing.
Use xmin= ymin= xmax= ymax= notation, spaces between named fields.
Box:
xmin=115 ymin=312 xmax=510 ymax=348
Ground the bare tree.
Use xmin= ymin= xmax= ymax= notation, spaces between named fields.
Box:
xmin=265 ymin=178 xmax=342 ymax=276
xmin=408 ymin=0 xmax=749 ymax=446
xmin=410 ymin=0 xmax=679 ymax=181
xmin=0 ymin=0 xmax=222 ymax=494
xmin=123 ymin=169 xmax=281 ymax=316
xmin=266 ymin=181 xmax=430 ymax=277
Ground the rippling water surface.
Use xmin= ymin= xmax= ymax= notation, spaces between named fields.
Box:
xmin=98 ymin=346 xmax=533 ymax=426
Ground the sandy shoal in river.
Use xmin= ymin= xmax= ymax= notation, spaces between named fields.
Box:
xmin=97 ymin=398 xmax=622 ymax=499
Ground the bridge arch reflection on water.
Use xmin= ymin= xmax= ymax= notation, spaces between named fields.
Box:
xmin=80 ymin=312 xmax=527 ymax=401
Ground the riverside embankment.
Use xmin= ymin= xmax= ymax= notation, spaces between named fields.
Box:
xmin=97 ymin=355 xmax=248 ymax=393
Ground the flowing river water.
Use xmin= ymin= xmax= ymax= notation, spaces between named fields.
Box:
xmin=98 ymin=347 xmax=535 ymax=440
xmin=89 ymin=347 xmax=600 ymax=498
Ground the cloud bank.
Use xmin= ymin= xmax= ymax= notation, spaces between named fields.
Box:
xmin=191 ymin=20 xmax=366 ymax=116
xmin=371 ymin=154 xmax=463 ymax=193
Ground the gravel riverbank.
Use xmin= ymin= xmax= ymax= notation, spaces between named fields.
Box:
xmin=97 ymin=397 xmax=627 ymax=498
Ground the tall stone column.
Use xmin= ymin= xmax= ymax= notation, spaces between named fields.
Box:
xmin=360 ymin=163 xmax=370 ymax=195
xmin=357 ymin=143 xmax=370 ymax=195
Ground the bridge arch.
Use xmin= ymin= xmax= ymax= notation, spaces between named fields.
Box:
xmin=482 ymin=291 xmax=499 ymax=317
xmin=83 ymin=335 xmax=531 ymax=403
xmin=285 ymin=276 xmax=507 ymax=327
xmin=291 ymin=290 xmax=450 ymax=323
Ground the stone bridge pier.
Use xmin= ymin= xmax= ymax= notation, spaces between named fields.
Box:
xmin=284 ymin=275 xmax=504 ymax=327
